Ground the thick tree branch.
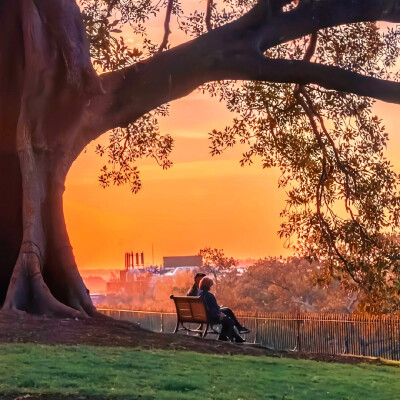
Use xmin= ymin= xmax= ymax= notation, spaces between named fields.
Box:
xmin=158 ymin=0 xmax=174 ymax=52
xmin=303 ymin=33 xmax=317 ymax=63
xmin=82 ymin=53 xmax=400 ymax=152
xmin=250 ymin=0 xmax=400 ymax=51
xmin=83 ymin=38 xmax=224 ymax=144
xmin=81 ymin=0 xmax=400 ymax=147
xmin=205 ymin=0 xmax=213 ymax=32
xmin=231 ymin=57 xmax=400 ymax=104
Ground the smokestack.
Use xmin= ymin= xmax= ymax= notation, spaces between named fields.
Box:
xmin=141 ymin=252 xmax=144 ymax=266
xmin=136 ymin=252 xmax=139 ymax=267
xmin=131 ymin=251 xmax=134 ymax=269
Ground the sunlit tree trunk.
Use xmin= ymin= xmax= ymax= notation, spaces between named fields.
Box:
xmin=0 ymin=0 xmax=101 ymax=316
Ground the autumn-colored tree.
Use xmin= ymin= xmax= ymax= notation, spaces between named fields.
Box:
xmin=199 ymin=247 xmax=238 ymax=284
xmin=1 ymin=0 xmax=400 ymax=316
xmin=217 ymin=257 xmax=361 ymax=313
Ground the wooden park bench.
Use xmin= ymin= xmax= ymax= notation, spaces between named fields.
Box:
xmin=170 ymin=295 xmax=221 ymax=337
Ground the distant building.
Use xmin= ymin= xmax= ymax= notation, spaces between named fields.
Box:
xmin=105 ymin=254 xmax=204 ymax=293
xmin=163 ymin=267 xmax=197 ymax=276
xmin=163 ymin=255 xmax=203 ymax=269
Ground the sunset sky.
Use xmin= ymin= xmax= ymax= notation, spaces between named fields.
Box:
xmin=66 ymin=7 xmax=400 ymax=270
xmin=64 ymin=95 xmax=400 ymax=270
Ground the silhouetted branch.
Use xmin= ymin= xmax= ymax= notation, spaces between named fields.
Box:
xmin=252 ymin=0 xmax=400 ymax=51
xmin=158 ymin=0 xmax=174 ymax=52
xmin=232 ymin=57 xmax=400 ymax=105
xmin=83 ymin=0 xmax=400 ymax=143
xmin=205 ymin=0 xmax=213 ymax=31
xmin=303 ymin=32 xmax=317 ymax=62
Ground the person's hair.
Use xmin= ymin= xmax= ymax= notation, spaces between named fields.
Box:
xmin=199 ymin=277 xmax=214 ymax=291
xmin=194 ymin=272 xmax=206 ymax=280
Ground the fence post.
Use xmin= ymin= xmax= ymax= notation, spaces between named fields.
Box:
xmin=254 ymin=325 xmax=260 ymax=344
xmin=160 ymin=313 xmax=164 ymax=333
xmin=297 ymin=318 xmax=302 ymax=352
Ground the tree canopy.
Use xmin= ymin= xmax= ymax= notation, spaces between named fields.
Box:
xmin=80 ymin=0 xmax=400 ymax=311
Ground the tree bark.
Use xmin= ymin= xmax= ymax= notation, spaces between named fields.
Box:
xmin=0 ymin=0 xmax=99 ymax=316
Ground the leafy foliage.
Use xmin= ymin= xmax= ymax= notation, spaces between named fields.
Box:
xmin=205 ymin=24 xmax=400 ymax=312
xmin=79 ymin=0 xmax=400 ymax=311
xmin=82 ymin=0 xmax=175 ymax=192
xmin=95 ymin=107 xmax=173 ymax=192
xmin=199 ymin=247 xmax=238 ymax=284
xmin=217 ymin=256 xmax=361 ymax=313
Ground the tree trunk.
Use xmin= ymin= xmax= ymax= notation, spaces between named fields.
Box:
xmin=2 ymin=148 xmax=95 ymax=317
xmin=0 ymin=0 xmax=100 ymax=317
xmin=42 ymin=172 xmax=97 ymax=316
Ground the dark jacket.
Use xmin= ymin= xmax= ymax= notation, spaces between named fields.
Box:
xmin=187 ymin=285 xmax=200 ymax=296
xmin=200 ymin=291 xmax=221 ymax=320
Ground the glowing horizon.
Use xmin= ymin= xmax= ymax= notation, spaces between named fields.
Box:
xmin=64 ymin=88 xmax=400 ymax=270
xmin=65 ymin=92 xmax=291 ymax=270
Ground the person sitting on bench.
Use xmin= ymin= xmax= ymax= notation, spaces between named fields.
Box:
xmin=188 ymin=274 xmax=250 ymax=335
xmin=187 ymin=272 xmax=206 ymax=296
xmin=199 ymin=277 xmax=249 ymax=343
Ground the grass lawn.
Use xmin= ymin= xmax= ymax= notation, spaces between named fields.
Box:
xmin=0 ymin=344 xmax=399 ymax=399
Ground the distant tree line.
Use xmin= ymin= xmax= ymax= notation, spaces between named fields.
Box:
xmin=199 ymin=248 xmax=400 ymax=314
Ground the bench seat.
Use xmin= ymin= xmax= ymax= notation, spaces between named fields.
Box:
xmin=170 ymin=295 xmax=221 ymax=337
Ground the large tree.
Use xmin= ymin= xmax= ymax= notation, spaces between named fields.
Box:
xmin=1 ymin=0 xmax=400 ymax=316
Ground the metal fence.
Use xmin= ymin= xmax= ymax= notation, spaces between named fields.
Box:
xmin=98 ymin=308 xmax=400 ymax=361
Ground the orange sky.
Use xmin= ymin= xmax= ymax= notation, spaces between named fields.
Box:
xmin=66 ymin=7 xmax=400 ymax=270
xmin=65 ymin=93 xmax=289 ymax=269
xmin=65 ymin=93 xmax=400 ymax=270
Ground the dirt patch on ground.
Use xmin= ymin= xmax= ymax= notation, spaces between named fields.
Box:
xmin=0 ymin=312 xmax=394 ymax=366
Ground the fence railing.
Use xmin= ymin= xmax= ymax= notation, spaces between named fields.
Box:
xmin=98 ymin=308 xmax=400 ymax=361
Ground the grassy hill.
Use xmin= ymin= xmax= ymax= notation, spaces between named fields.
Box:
xmin=0 ymin=344 xmax=399 ymax=399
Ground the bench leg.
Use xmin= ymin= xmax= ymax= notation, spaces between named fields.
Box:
xmin=173 ymin=319 xmax=180 ymax=333
xmin=202 ymin=323 xmax=209 ymax=338
xmin=196 ymin=323 xmax=204 ymax=336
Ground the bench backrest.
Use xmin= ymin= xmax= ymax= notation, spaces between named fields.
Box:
xmin=170 ymin=295 xmax=208 ymax=323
